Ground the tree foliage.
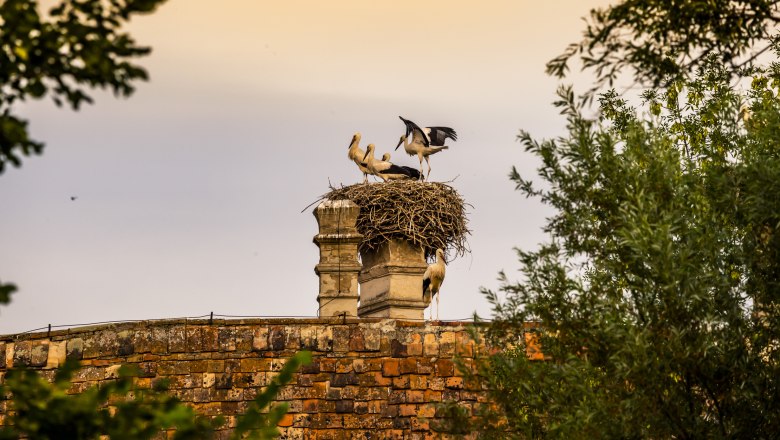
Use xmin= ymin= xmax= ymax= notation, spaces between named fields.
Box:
xmin=0 ymin=352 xmax=312 ymax=439
xmin=0 ymin=0 xmax=165 ymax=174
xmin=471 ymin=54 xmax=780 ymax=438
xmin=548 ymin=0 xmax=780 ymax=99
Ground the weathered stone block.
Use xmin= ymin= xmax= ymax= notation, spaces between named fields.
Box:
xmin=150 ymin=327 xmax=168 ymax=354
xmin=332 ymin=326 xmax=350 ymax=353
xmin=169 ymin=327 xmax=186 ymax=353
xmin=252 ymin=327 xmax=269 ymax=351
xmin=202 ymin=327 xmax=219 ymax=351
xmin=12 ymin=341 xmax=31 ymax=367
xmin=30 ymin=342 xmax=48 ymax=367
xmin=316 ymin=327 xmax=333 ymax=352
xmin=269 ymin=327 xmax=285 ymax=351
xmin=218 ymin=327 xmax=236 ymax=352
xmin=235 ymin=328 xmax=253 ymax=351
xmin=215 ymin=373 xmax=232 ymax=389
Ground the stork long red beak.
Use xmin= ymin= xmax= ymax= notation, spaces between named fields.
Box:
xmin=362 ymin=151 xmax=369 ymax=161
xmin=395 ymin=137 xmax=403 ymax=150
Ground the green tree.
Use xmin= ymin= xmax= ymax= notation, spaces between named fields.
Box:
xmin=451 ymin=2 xmax=780 ymax=438
xmin=0 ymin=0 xmax=164 ymax=174
xmin=548 ymin=0 xmax=780 ymax=99
xmin=469 ymin=54 xmax=780 ymax=438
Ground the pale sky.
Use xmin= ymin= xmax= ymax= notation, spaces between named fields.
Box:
xmin=0 ymin=1 xmax=611 ymax=334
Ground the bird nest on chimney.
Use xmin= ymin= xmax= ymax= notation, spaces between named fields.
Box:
xmin=324 ymin=180 xmax=470 ymax=261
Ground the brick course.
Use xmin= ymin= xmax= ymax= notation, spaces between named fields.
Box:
xmin=0 ymin=318 xmax=486 ymax=439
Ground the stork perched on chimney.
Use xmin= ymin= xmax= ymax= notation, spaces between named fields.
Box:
xmin=423 ymin=248 xmax=447 ymax=320
xmin=363 ymin=144 xmax=421 ymax=181
xmin=347 ymin=132 xmax=371 ymax=183
xmin=396 ymin=116 xmax=457 ymax=180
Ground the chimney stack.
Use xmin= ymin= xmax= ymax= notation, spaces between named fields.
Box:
xmin=313 ymin=199 xmax=362 ymax=317
xmin=357 ymin=239 xmax=428 ymax=320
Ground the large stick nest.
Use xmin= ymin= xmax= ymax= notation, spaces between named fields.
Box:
xmin=324 ymin=180 xmax=471 ymax=261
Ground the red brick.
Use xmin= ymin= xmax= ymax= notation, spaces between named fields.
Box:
xmin=312 ymin=381 xmax=328 ymax=399
xmin=424 ymin=390 xmax=442 ymax=401
xmin=239 ymin=358 xmax=270 ymax=372
xmin=399 ymin=404 xmax=417 ymax=416
xmin=348 ymin=330 xmax=365 ymax=351
xmin=320 ymin=358 xmax=337 ymax=372
xmin=277 ymin=414 xmax=294 ymax=427
xmin=382 ymin=359 xmax=400 ymax=377
xmin=417 ymin=404 xmax=436 ymax=418
xmin=407 ymin=343 xmax=423 ymax=356
xmin=400 ymin=358 xmax=417 ymax=374
xmin=364 ymin=358 xmax=383 ymax=371
xmin=335 ymin=359 xmax=352 ymax=373
xmin=406 ymin=390 xmax=424 ymax=403
xmin=392 ymin=375 xmax=410 ymax=389
xmin=303 ymin=399 xmax=319 ymax=413
xmin=410 ymin=375 xmax=427 ymax=390
xmin=445 ymin=377 xmax=464 ymax=389
xmin=434 ymin=359 xmax=455 ymax=376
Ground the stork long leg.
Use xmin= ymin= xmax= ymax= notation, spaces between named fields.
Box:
xmin=436 ymin=292 xmax=439 ymax=321
xmin=417 ymin=152 xmax=425 ymax=179
xmin=424 ymin=156 xmax=432 ymax=180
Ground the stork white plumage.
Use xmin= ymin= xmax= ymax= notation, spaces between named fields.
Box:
xmin=422 ymin=248 xmax=446 ymax=320
xmin=347 ymin=132 xmax=371 ymax=183
xmin=362 ymin=144 xmax=421 ymax=181
xmin=396 ymin=116 xmax=457 ymax=180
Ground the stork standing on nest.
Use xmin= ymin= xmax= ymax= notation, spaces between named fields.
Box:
xmin=396 ymin=116 xmax=457 ymax=180
xmin=423 ymin=248 xmax=447 ymax=320
xmin=363 ymin=144 xmax=421 ymax=181
xmin=347 ymin=132 xmax=371 ymax=183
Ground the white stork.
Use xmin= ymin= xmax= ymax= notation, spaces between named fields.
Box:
xmin=362 ymin=144 xmax=421 ymax=181
xmin=347 ymin=132 xmax=371 ymax=183
xmin=396 ymin=116 xmax=457 ymax=179
xmin=422 ymin=248 xmax=447 ymax=320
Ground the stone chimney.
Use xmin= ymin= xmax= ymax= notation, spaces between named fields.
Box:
xmin=313 ymin=199 xmax=362 ymax=317
xmin=357 ymin=239 xmax=428 ymax=320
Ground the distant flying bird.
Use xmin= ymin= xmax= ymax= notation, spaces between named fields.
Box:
xmin=347 ymin=132 xmax=371 ymax=183
xmin=396 ymin=116 xmax=456 ymax=179
xmin=70 ymin=196 xmax=77 ymax=201
xmin=422 ymin=248 xmax=447 ymax=320
xmin=362 ymin=144 xmax=421 ymax=181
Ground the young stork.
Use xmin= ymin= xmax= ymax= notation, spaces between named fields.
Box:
xmin=396 ymin=116 xmax=457 ymax=179
xmin=422 ymin=248 xmax=447 ymax=320
xmin=347 ymin=132 xmax=371 ymax=183
xmin=382 ymin=152 xmax=422 ymax=180
xmin=362 ymin=144 xmax=421 ymax=181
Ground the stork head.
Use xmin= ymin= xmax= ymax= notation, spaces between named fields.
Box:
xmin=362 ymin=143 xmax=374 ymax=161
xmin=395 ymin=135 xmax=405 ymax=150
xmin=348 ymin=132 xmax=361 ymax=149
xmin=381 ymin=153 xmax=390 ymax=161
xmin=436 ymin=248 xmax=446 ymax=263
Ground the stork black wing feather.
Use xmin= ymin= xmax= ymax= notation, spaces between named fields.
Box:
xmin=400 ymin=166 xmax=421 ymax=180
xmin=422 ymin=277 xmax=431 ymax=297
xmin=399 ymin=116 xmax=430 ymax=147
xmin=427 ymin=126 xmax=457 ymax=146
xmin=380 ymin=164 xmax=416 ymax=177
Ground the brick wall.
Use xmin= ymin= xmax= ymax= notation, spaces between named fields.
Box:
xmin=0 ymin=318 xmax=486 ymax=439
